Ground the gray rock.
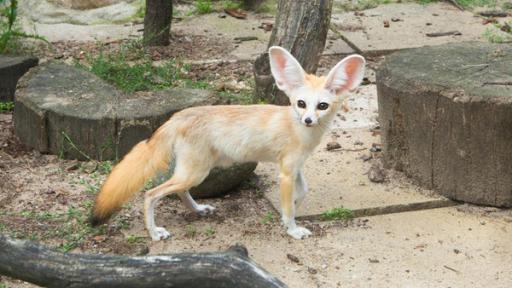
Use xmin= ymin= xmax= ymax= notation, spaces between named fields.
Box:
xmin=19 ymin=0 xmax=139 ymax=25
xmin=49 ymin=0 xmax=128 ymax=10
xmin=377 ymin=42 xmax=512 ymax=207
xmin=0 ymin=56 xmax=38 ymax=102
xmin=190 ymin=163 xmax=257 ymax=199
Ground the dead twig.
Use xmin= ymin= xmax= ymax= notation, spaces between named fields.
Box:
xmin=339 ymin=148 xmax=367 ymax=152
xmin=426 ymin=31 xmax=462 ymax=37
xmin=443 ymin=265 xmax=461 ymax=274
xmin=479 ymin=11 xmax=509 ymax=17
xmin=482 ymin=81 xmax=512 ymax=86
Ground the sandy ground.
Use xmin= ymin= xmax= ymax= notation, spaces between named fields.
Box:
xmin=2 ymin=2 xmax=512 ymax=287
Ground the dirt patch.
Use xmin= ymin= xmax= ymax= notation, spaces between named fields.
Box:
xmin=39 ymin=32 xmax=233 ymax=63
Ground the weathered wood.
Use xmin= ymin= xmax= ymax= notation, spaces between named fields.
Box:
xmin=253 ymin=0 xmax=333 ymax=105
xmin=0 ymin=55 xmax=38 ymax=102
xmin=0 ymin=235 xmax=287 ymax=288
xmin=143 ymin=0 xmax=172 ymax=46
xmin=377 ymin=42 xmax=512 ymax=207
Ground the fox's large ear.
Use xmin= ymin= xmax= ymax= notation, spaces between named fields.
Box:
xmin=268 ymin=46 xmax=306 ymax=92
xmin=324 ymin=55 xmax=365 ymax=95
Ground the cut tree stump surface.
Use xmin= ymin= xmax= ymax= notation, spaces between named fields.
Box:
xmin=377 ymin=42 xmax=512 ymax=207
xmin=14 ymin=62 xmax=256 ymax=198
xmin=0 ymin=55 xmax=38 ymax=102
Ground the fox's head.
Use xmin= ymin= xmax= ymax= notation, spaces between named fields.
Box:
xmin=268 ymin=46 xmax=365 ymax=127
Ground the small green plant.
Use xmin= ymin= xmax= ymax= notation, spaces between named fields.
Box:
xmin=195 ymin=0 xmax=213 ymax=14
xmin=321 ymin=207 xmax=354 ymax=220
xmin=126 ymin=235 xmax=145 ymax=244
xmin=0 ymin=282 xmax=8 ymax=288
xmin=0 ymin=101 xmax=14 ymax=112
xmin=204 ymin=227 xmax=215 ymax=236
xmin=483 ymin=26 xmax=512 ymax=43
xmin=60 ymin=131 xmax=93 ymax=161
xmin=262 ymin=212 xmax=275 ymax=224
xmin=98 ymin=161 xmax=113 ymax=174
xmin=185 ymin=225 xmax=197 ymax=238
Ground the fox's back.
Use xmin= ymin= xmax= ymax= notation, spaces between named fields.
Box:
xmin=169 ymin=105 xmax=299 ymax=163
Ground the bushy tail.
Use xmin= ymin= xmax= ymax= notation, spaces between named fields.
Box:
xmin=90 ymin=131 xmax=172 ymax=226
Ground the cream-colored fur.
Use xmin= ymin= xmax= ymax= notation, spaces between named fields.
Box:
xmin=91 ymin=46 xmax=365 ymax=241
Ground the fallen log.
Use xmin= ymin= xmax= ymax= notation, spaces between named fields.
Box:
xmin=0 ymin=235 xmax=287 ymax=288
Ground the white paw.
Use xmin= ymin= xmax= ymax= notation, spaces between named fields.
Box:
xmin=196 ymin=204 xmax=216 ymax=216
xmin=150 ymin=227 xmax=171 ymax=241
xmin=287 ymin=226 xmax=312 ymax=240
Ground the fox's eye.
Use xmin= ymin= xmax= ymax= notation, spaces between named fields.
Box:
xmin=297 ymin=100 xmax=306 ymax=109
xmin=317 ymin=102 xmax=329 ymax=110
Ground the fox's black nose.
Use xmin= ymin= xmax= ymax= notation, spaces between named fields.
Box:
xmin=304 ymin=117 xmax=312 ymax=124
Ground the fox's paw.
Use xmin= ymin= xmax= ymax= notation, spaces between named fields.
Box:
xmin=287 ymin=226 xmax=312 ymax=240
xmin=150 ymin=227 xmax=171 ymax=241
xmin=196 ymin=204 xmax=216 ymax=216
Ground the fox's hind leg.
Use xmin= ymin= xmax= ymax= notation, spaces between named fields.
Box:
xmin=144 ymin=155 xmax=212 ymax=241
xmin=178 ymin=191 xmax=216 ymax=216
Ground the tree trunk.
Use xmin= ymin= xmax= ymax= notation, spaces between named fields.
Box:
xmin=0 ymin=235 xmax=287 ymax=288
xmin=143 ymin=0 xmax=172 ymax=46
xmin=253 ymin=0 xmax=333 ymax=105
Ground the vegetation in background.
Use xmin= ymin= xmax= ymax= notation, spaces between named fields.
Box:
xmin=77 ymin=41 xmax=182 ymax=93
xmin=483 ymin=24 xmax=512 ymax=43
xmin=321 ymin=207 xmax=354 ymax=220
xmin=0 ymin=101 xmax=14 ymax=112
xmin=0 ymin=0 xmax=47 ymax=54
xmin=78 ymin=39 xmax=254 ymax=104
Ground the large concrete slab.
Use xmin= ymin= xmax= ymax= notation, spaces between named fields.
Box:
xmin=150 ymin=206 xmax=512 ymax=288
xmin=332 ymin=3 xmax=512 ymax=55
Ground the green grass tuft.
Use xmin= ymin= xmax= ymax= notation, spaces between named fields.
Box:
xmin=195 ymin=0 xmax=213 ymax=14
xmin=321 ymin=207 xmax=354 ymax=220
xmin=483 ymin=25 xmax=512 ymax=43
xmin=262 ymin=212 xmax=275 ymax=224
xmin=204 ymin=227 xmax=216 ymax=236
xmin=77 ymin=41 xmax=182 ymax=93
xmin=126 ymin=235 xmax=145 ymax=244
xmin=0 ymin=101 xmax=14 ymax=112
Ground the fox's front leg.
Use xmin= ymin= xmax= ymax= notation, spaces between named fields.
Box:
xmin=294 ymin=170 xmax=308 ymax=208
xmin=280 ymin=165 xmax=312 ymax=240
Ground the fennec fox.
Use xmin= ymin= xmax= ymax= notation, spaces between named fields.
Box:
xmin=91 ymin=46 xmax=365 ymax=241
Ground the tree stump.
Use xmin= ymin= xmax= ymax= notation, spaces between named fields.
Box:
xmin=377 ymin=42 xmax=512 ymax=207
xmin=0 ymin=55 xmax=38 ymax=102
